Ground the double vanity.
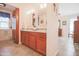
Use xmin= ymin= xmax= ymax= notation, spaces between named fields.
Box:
xmin=21 ymin=28 xmax=46 ymax=55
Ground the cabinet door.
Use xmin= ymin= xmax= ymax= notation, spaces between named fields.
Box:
xmin=74 ymin=33 xmax=79 ymax=43
xmin=29 ymin=32 xmax=36 ymax=49
xmin=21 ymin=31 xmax=26 ymax=44
xmin=36 ymin=33 xmax=46 ymax=55
xmin=21 ymin=31 xmax=29 ymax=46
xmin=25 ymin=32 xmax=29 ymax=46
xmin=74 ymin=21 xmax=79 ymax=43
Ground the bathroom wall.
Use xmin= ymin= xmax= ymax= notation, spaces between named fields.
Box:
xmin=10 ymin=3 xmax=47 ymax=32
xmin=20 ymin=4 xmax=47 ymax=33
xmin=61 ymin=16 xmax=68 ymax=40
xmin=46 ymin=4 xmax=59 ymax=55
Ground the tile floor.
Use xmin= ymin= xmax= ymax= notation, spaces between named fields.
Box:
xmin=0 ymin=39 xmax=41 ymax=56
xmin=57 ymin=37 xmax=79 ymax=56
xmin=0 ymin=37 xmax=79 ymax=56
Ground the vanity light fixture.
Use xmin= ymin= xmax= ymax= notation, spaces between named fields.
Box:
xmin=0 ymin=3 xmax=6 ymax=7
xmin=26 ymin=9 xmax=35 ymax=15
xmin=40 ymin=4 xmax=47 ymax=9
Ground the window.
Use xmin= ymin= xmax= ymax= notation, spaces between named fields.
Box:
xmin=0 ymin=12 xmax=10 ymax=29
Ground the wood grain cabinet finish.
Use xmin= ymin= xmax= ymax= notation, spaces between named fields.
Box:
xmin=25 ymin=32 xmax=29 ymax=46
xmin=21 ymin=31 xmax=46 ymax=55
xmin=29 ymin=32 xmax=36 ymax=50
xmin=74 ymin=21 xmax=79 ymax=43
xmin=36 ymin=33 xmax=46 ymax=55
xmin=21 ymin=31 xmax=29 ymax=46
xmin=21 ymin=31 xmax=26 ymax=44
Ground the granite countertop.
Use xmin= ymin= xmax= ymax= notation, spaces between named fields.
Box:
xmin=21 ymin=28 xmax=46 ymax=33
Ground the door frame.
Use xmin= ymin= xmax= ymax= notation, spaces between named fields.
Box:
xmin=12 ymin=8 xmax=20 ymax=44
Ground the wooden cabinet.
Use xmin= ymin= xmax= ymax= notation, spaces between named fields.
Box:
xmin=21 ymin=31 xmax=46 ymax=55
xmin=74 ymin=21 xmax=79 ymax=43
xmin=21 ymin=31 xmax=26 ymax=44
xmin=29 ymin=32 xmax=36 ymax=49
xmin=21 ymin=31 xmax=29 ymax=46
xmin=36 ymin=33 xmax=46 ymax=55
xmin=25 ymin=32 xmax=29 ymax=46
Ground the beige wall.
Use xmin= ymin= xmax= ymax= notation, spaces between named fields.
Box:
xmin=21 ymin=5 xmax=47 ymax=33
xmin=10 ymin=3 xmax=47 ymax=32
xmin=46 ymin=4 xmax=59 ymax=56
xmin=61 ymin=16 xmax=68 ymax=41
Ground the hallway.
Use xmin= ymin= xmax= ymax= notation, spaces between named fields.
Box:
xmin=0 ymin=40 xmax=41 ymax=56
xmin=57 ymin=37 xmax=79 ymax=56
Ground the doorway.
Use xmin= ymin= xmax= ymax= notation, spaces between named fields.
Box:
xmin=0 ymin=4 xmax=20 ymax=45
xmin=0 ymin=12 xmax=12 ymax=41
xmin=69 ymin=17 xmax=77 ymax=38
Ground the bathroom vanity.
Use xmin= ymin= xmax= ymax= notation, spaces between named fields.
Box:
xmin=21 ymin=29 xmax=46 ymax=55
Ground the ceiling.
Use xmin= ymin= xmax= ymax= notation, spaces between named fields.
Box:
xmin=9 ymin=3 xmax=47 ymax=10
xmin=0 ymin=3 xmax=16 ymax=12
xmin=58 ymin=3 xmax=79 ymax=18
xmin=1 ymin=3 xmax=79 ymax=18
